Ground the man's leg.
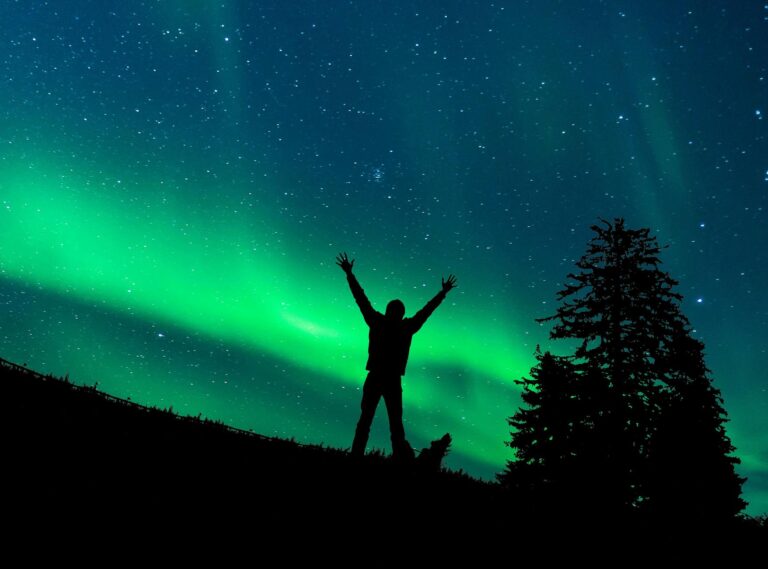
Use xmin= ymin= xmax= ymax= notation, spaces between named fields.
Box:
xmin=351 ymin=373 xmax=382 ymax=456
xmin=383 ymin=378 xmax=413 ymax=460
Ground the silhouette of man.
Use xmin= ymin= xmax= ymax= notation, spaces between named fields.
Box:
xmin=336 ymin=252 xmax=457 ymax=459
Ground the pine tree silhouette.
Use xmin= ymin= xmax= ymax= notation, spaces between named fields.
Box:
xmin=501 ymin=218 xmax=746 ymax=518
xmin=498 ymin=350 xmax=598 ymax=508
xmin=646 ymin=329 xmax=747 ymax=521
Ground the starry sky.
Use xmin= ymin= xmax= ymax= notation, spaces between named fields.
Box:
xmin=1 ymin=1 xmax=766 ymax=514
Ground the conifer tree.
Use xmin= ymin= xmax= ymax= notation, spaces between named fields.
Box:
xmin=646 ymin=328 xmax=747 ymax=520
xmin=536 ymin=218 xmax=678 ymax=507
xmin=499 ymin=349 xmax=613 ymax=510
xmin=503 ymin=218 xmax=745 ymax=517
xmin=498 ymin=350 xmax=577 ymax=496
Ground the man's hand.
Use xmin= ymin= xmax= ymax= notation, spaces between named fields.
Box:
xmin=336 ymin=252 xmax=355 ymax=274
xmin=442 ymin=274 xmax=457 ymax=293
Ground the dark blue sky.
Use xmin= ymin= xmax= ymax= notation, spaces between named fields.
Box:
xmin=1 ymin=1 xmax=766 ymax=514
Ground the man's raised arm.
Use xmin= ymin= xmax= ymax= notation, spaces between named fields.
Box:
xmin=336 ymin=252 xmax=377 ymax=326
xmin=410 ymin=274 xmax=457 ymax=333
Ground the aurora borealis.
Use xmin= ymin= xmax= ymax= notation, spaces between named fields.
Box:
xmin=1 ymin=1 xmax=766 ymax=514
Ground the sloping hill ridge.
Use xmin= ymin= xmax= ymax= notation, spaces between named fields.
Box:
xmin=2 ymin=356 xmax=764 ymax=563
xmin=1 ymin=355 xmax=508 ymax=562
xmin=1 ymin=355 xmax=490 ymax=493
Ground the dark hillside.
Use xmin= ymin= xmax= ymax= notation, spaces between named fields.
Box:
xmin=1 ymin=356 xmax=504 ymax=562
xmin=2 ymin=356 xmax=764 ymax=563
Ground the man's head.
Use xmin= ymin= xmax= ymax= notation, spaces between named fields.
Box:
xmin=385 ymin=299 xmax=405 ymax=321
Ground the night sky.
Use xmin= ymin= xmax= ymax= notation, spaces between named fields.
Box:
xmin=1 ymin=1 xmax=766 ymax=514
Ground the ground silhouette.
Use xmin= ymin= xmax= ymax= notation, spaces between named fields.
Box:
xmin=1 ymin=355 xmax=764 ymax=563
